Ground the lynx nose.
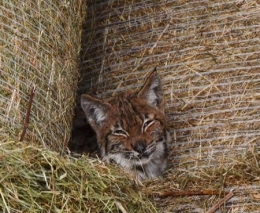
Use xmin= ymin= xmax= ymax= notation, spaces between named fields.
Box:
xmin=134 ymin=141 xmax=147 ymax=156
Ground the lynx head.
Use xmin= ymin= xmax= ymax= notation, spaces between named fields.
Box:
xmin=81 ymin=70 xmax=170 ymax=180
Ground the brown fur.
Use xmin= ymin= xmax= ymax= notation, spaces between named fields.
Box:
xmin=80 ymin=70 xmax=170 ymax=180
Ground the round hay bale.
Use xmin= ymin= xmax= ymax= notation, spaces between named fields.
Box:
xmin=77 ymin=1 xmax=260 ymax=212
xmin=0 ymin=0 xmax=85 ymax=151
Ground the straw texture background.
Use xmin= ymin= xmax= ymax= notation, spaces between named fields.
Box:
xmin=0 ymin=0 xmax=85 ymax=151
xmin=1 ymin=0 xmax=260 ymax=212
xmin=78 ymin=0 xmax=260 ymax=212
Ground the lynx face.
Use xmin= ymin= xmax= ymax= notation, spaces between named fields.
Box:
xmin=81 ymin=70 xmax=170 ymax=180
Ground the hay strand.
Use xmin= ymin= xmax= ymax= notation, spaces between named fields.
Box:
xmin=19 ymin=85 xmax=35 ymax=141
xmin=206 ymin=191 xmax=234 ymax=213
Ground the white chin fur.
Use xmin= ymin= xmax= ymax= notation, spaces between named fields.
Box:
xmin=103 ymin=142 xmax=166 ymax=180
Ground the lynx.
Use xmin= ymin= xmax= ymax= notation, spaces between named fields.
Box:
xmin=81 ymin=70 xmax=170 ymax=180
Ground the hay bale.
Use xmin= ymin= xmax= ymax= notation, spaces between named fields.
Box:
xmin=0 ymin=141 xmax=156 ymax=212
xmin=77 ymin=0 xmax=260 ymax=212
xmin=0 ymin=0 xmax=85 ymax=151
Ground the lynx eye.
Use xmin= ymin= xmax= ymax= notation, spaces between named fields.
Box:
xmin=113 ymin=129 xmax=128 ymax=137
xmin=143 ymin=119 xmax=154 ymax=130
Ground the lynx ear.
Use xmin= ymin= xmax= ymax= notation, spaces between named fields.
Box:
xmin=81 ymin=94 xmax=110 ymax=126
xmin=138 ymin=69 xmax=163 ymax=108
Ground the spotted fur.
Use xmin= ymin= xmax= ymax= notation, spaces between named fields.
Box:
xmin=81 ymin=70 xmax=170 ymax=180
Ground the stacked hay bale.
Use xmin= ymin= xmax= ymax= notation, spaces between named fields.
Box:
xmin=78 ymin=0 xmax=260 ymax=212
xmin=0 ymin=1 xmax=156 ymax=212
xmin=0 ymin=0 xmax=83 ymax=151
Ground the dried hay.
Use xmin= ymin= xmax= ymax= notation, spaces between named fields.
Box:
xmin=1 ymin=0 xmax=260 ymax=212
xmin=0 ymin=1 xmax=157 ymax=212
xmin=145 ymin=148 xmax=260 ymax=212
xmin=76 ymin=0 xmax=260 ymax=212
xmin=0 ymin=0 xmax=85 ymax=151
xmin=0 ymin=141 xmax=156 ymax=212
